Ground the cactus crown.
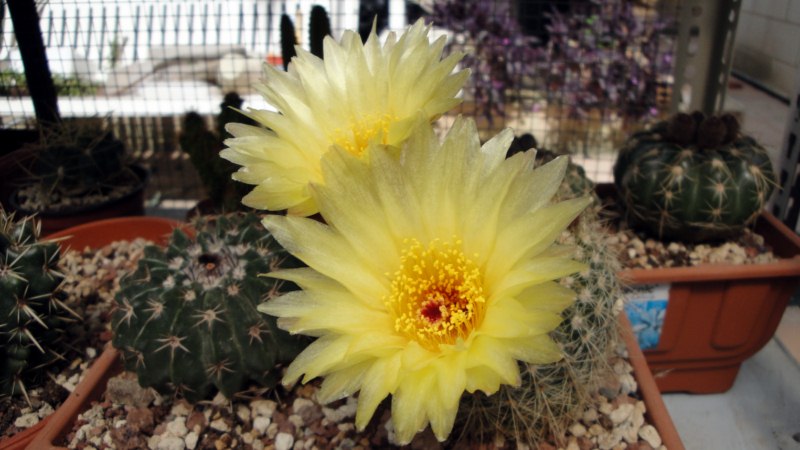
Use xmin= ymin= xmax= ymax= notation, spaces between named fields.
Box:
xmin=666 ymin=112 xmax=742 ymax=149
xmin=112 ymin=213 xmax=309 ymax=402
xmin=0 ymin=210 xmax=75 ymax=398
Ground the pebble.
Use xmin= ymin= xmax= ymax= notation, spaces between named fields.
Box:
xmin=275 ymin=432 xmax=295 ymax=450
xmin=209 ymin=418 xmax=230 ymax=433
xmin=184 ymin=431 xmax=199 ymax=450
xmin=14 ymin=412 xmax=40 ymax=428
xmin=609 ymin=403 xmax=635 ymax=425
xmin=166 ymin=417 xmax=188 ymax=437
xmin=253 ymin=416 xmax=271 ymax=436
xmin=639 ymin=425 xmax=662 ymax=448
xmin=156 ymin=435 xmax=186 ymax=450
xmin=251 ymin=399 xmax=277 ymax=418
xmin=569 ymin=423 xmax=587 ymax=437
xmin=236 ymin=404 xmax=251 ymax=422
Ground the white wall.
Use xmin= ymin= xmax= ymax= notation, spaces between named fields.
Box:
xmin=734 ymin=0 xmax=800 ymax=97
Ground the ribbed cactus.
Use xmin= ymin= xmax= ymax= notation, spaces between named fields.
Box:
xmin=614 ymin=113 xmax=776 ymax=242
xmin=0 ymin=210 xmax=74 ymax=397
xmin=455 ymin=157 xmax=620 ymax=445
xmin=112 ymin=213 xmax=309 ymax=402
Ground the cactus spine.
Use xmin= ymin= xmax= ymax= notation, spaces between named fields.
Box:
xmin=614 ymin=113 xmax=776 ymax=242
xmin=112 ymin=213 xmax=309 ymax=401
xmin=0 ymin=210 xmax=75 ymax=398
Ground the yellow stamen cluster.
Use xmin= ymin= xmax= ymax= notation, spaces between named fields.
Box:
xmin=332 ymin=113 xmax=396 ymax=157
xmin=387 ymin=238 xmax=486 ymax=351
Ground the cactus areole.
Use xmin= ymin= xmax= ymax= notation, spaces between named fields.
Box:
xmin=613 ymin=113 xmax=776 ymax=242
xmin=112 ymin=213 xmax=308 ymax=402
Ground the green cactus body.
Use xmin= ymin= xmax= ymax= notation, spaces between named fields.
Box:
xmin=614 ymin=113 xmax=776 ymax=242
xmin=0 ymin=211 xmax=70 ymax=397
xmin=112 ymin=213 xmax=308 ymax=402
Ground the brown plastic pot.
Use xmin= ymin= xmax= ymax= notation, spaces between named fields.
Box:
xmin=27 ymin=317 xmax=683 ymax=450
xmin=604 ymin=181 xmax=800 ymax=393
xmin=0 ymin=216 xmax=181 ymax=450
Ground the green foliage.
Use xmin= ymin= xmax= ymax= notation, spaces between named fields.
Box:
xmin=614 ymin=113 xmax=776 ymax=242
xmin=309 ymin=5 xmax=331 ymax=59
xmin=0 ymin=210 xmax=74 ymax=398
xmin=0 ymin=69 xmax=98 ymax=96
xmin=112 ymin=213 xmax=309 ymax=402
xmin=180 ymin=93 xmax=254 ymax=212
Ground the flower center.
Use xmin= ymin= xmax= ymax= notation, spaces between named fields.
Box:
xmin=332 ymin=114 xmax=394 ymax=157
xmin=387 ymin=238 xmax=486 ymax=351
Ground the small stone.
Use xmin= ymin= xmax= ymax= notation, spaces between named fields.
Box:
xmin=275 ymin=432 xmax=295 ymax=450
xmin=236 ymin=404 xmax=251 ymax=422
xmin=86 ymin=347 xmax=98 ymax=359
xmin=588 ymin=424 xmax=605 ymax=437
xmin=242 ymin=431 xmax=255 ymax=445
xmin=126 ymin=407 xmax=155 ymax=433
xmin=156 ymin=435 xmax=186 ymax=450
xmin=37 ymin=402 xmax=54 ymax=418
xmin=211 ymin=392 xmax=228 ymax=405
xmin=288 ymin=414 xmax=304 ymax=428
xmin=569 ymin=423 xmax=587 ymax=437
xmin=186 ymin=411 xmax=206 ymax=432
xmin=184 ymin=431 xmax=199 ymax=450
xmin=609 ymin=403 xmax=635 ymax=425
xmin=166 ymin=417 xmax=188 ymax=437
xmin=170 ymin=401 xmax=192 ymax=417
xmin=106 ymin=372 xmax=156 ymax=407
xmin=251 ymin=399 xmax=277 ymax=418
xmin=582 ymin=408 xmax=600 ymax=423
xmin=253 ymin=416 xmax=271 ymax=436
xmin=14 ymin=413 xmax=39 ymax=428
xmin=209 ymin=418 xmax=231 ymax=433
xmin=267 ymin=422 xmax=279 ymax=439
xmin=252 ymin=439 xmax=265 ymax=450
xmin=639 ymin=425 xmax=662 ymax=448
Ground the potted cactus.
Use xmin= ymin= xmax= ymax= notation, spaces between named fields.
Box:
xmin=0 ymin=211 xmax=179 ymax=450
xmin=5 ymin=118 xmax=148 ymax=236
xmin=612 ymin=112 xmax=800 ymax=393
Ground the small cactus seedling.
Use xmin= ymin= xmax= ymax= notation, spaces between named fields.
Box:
xmin=112 ymin=213 xmax=309 ymax=402
xmin=614 ymin=112 xmax=777 ymax=242
xmin=0 ymin=210 xmax=75 ymax=399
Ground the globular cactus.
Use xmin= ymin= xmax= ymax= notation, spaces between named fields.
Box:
xmin=112 ymin=213 xmax=309 ymax=402
xmin=455 ymin=157 xmax=620 ymax=445
xmin=0 ymin=210 xmax=75 ymax=398
xmin=614 ymin=112 xmax=776 ymax=242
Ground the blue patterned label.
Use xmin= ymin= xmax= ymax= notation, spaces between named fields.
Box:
xmin=624 ymin=283 xmax=670 ymax=350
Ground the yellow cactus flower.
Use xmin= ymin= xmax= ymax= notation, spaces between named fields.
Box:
xmin=220 ymin=20 xmax=469 ymax=216
xmin=259 ymin=119 xmax=590 ymax=444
